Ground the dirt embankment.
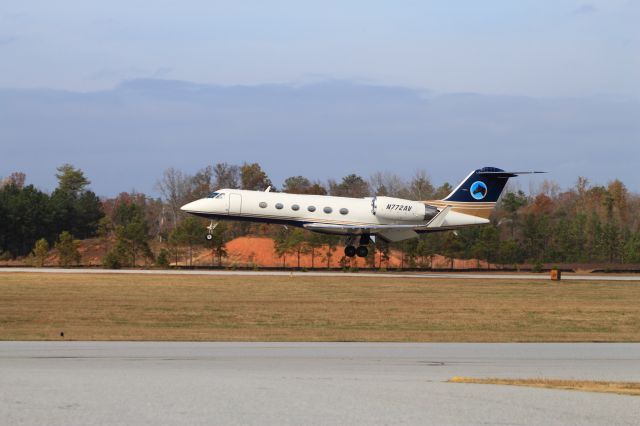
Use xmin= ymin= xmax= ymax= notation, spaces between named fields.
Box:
xmin=1 ymin=236 xmax=490 ymax=269
xmin=190 ymin=236 xmax=489 ymax=269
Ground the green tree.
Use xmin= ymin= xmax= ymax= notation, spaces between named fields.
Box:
xmin=0 ymin=183 xmax=54 ymax=257
xmin=168 ymin=227 xmax=184 ymax=266
xmin=500 ymin=190 xmax=528 ymax=238
xmin=441 ymin=232 xmax=462 ymax=269
xmin=208 ymin=222 xmax=230 ymax=267
xmin=103 ymin=240 xmax=128 ymax=269
xmin=32 ymin=238 xmax=50 ymax=267
xmin=51 ymin=164 xmax=103 ymax=239
xmin=414 ymin=235 xmax=438 ymax=269
xmin=322 ymin=235 xmax=339 ymax=269
xmin=307 ymin=232 xmax=325 ymax=269
xmin=274 ymin=228 xmax=292 ymax=267
xmin=112 ymin=201 xmax=152 ymax=267
xmin=287 ymin=228 xmax=309 ymax=269
xmin=282 ymin=176 xmax=312 ymax=194
xmin=470 ymin=226 xmax=500 ymax=269
xmin=55 ymin=164 xmax=90 ymax=196
xmin=329 ymin=174 xmax=370 ymax=197
xmin=56 ymin=231 xmax=81 ymax=267
xmin=156 ymin=248 xmax=170 ymax=268
xmin=173 ymin=216 xmax=205 ymax=267
xmin=623 ymin=232 xmax=640 ymax=263
xmin=433 ymin=182 xmax=453 ymax=199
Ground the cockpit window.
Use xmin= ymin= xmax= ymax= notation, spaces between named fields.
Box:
xmin=208 ymin=192 xmax=225 ymax=199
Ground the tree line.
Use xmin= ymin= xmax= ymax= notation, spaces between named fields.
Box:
xmin=1 ymin=163 xmax=639 ymax=269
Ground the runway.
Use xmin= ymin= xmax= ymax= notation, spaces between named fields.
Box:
xmin=1 ymin=342 xmax=639 ymax=425
xmin=2 ymin=267 xmax=640 ymax=281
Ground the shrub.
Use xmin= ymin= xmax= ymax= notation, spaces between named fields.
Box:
xmin=56 ymin=231 xmax=81 ymax=267
xmin=103 ymin=250 xmax=122 ymax=269
xmin=32 ymin=238 xmax=50 ymax=267
xmin=156 ymin=249 xmax=170 ymax=268
xmin=532 ymin=261 xmax=543 ymax=273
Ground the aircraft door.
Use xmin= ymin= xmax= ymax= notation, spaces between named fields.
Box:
xmin=228 ymin=193 xmax=242 ymax=215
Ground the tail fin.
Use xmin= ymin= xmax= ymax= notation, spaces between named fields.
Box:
xmin=443 ymin=167 xmax=515 ymax=203
xmin=428 ymin=167 xmax=544 ymax=220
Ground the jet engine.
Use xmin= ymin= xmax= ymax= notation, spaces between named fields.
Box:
xmin=372 ymin=196 xmax=438 ymax=221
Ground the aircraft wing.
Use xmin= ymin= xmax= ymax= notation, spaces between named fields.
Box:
xmin=303 ymin=207 xmax=452 ymax=242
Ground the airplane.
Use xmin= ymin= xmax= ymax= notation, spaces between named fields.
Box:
xmin=180 ymin=167 xmax=543 ymax=258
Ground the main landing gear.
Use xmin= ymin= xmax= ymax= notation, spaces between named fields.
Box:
xmin=344 ymin=235 xmax=371 ymax=258
xmin=205 ymin=221 xmax=218 ymax=241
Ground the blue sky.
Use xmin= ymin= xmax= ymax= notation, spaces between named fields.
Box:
xmin=1 ymin=1 xmax=638 ymax=195
xmin=2 ymin=1 xmax=637 ymax=96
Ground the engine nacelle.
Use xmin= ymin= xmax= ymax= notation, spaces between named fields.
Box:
xmin=372 ymin=196 xmax=438 ymax=221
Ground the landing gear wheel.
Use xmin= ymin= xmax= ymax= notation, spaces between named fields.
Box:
xmin=344 ymin=245 xmax=356 ymax=257
xmin=205 ymin=221 xmax=218 ymax=241
xmin=356 ymin=246 xmax=368 ymax=258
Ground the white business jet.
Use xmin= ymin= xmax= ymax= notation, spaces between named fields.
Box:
xmin=181 ymin=167 xmax=541 ymax=258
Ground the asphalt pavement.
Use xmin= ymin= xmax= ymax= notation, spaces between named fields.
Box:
xmin=1 ymin=342 xmax=639 ymax=425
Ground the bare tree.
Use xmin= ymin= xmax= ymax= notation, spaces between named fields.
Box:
xmin=369 ymin=172 xmax=410 ymax=198
xmin=190 ymin=166 xmax=214 ymax=199
xmin=408 ymin=170 xmax=435 ymax=200
xmin=155 ymin=168 xmax=192 ymax=229
xmin=0 ymin=172 xmax=27 ymax=189
xmin=240 ymin=163 xmax=273 ymax=190
xmin=213 ymin=162 xmax=240 ymax=189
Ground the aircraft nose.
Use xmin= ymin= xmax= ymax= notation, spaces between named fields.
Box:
xmin=180 ymin=201 xmax=198 ymax=212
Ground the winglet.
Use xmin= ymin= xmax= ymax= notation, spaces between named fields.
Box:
xmin=426 ymin=206 xmax=451 ymax=229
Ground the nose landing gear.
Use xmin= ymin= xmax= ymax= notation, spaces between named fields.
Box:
xmin=205 ymin=221 xmax=218 ymax=241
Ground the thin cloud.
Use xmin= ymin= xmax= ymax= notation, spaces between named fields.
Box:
xmin=571 ymin=3 xmax=597 ymax=16
xmin=152 ymin=67 xmax=173 ymax=78
xmin=0 ymin=35 xmax=18 ymax=47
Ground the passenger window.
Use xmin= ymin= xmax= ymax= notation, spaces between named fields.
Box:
xmin=259 ymin=202 xmax=267 ymax=208
xmin=275 ymin=203 xmax=284 ymax=209
xmin=307 ymin=206 xmax=316 ymax=212
xmin=339 ymin=208 xmax=349 ymax=215
xmin=323 ymin=207 xmax=332 ymax=214
xmin=291 ymin=204 xmax=300 ymax=211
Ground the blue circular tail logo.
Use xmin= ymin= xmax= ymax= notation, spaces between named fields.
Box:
xmin=470 ymin=181 xmax=488 ymax=200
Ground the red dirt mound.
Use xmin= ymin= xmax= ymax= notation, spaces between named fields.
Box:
xmin=194 ymin=236 xmax=490 ymax=269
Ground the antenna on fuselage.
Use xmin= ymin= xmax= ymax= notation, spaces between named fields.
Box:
xmin=265 ymin=186 xmax=272 ymax=192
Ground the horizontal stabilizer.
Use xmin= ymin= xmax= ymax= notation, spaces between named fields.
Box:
xmin=477 ymin=170 xmax=546 ymax=176
xmin=426 ymin=206 xmax=451 ymax=228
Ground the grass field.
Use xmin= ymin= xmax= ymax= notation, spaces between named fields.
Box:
xmin=1 ymin=272 xmax=640 ymax=341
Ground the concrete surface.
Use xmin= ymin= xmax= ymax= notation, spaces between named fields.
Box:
xmin=1 ymin=342 xmax=639 ymax=425
xmin=2 ymin=267 xmax=640 ymax=281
